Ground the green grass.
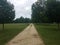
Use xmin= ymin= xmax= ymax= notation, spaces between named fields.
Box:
xmin=35 ymin=23 xmax=60 ymax=45
xmin=0 ymin=23 xmax=29 ymax=45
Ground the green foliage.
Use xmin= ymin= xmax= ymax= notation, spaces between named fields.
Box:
xmin=47 ymin=0 xmax=56 ymax=3
xmin=31 ymin=1 xmax=48 ymax=23
xmin=14 ymin=16 xmax=31 ymax=23
xmin=46 ymin=0 xmax=60 ymax=29
xmin=0 ymin=0 xmax=15 ymax=30
xmin=0 ymin=0 xmax=15 ymax=23
xmin=46 ymin=0 xmax=60 ymax=23
xmin=31 ymin=2 xmax=43 ymax=23
xmin=31 ymin=0 xmax=60 ymax=24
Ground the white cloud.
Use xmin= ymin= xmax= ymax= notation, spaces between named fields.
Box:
xmin=25 ymin=6 xmax=31 ymax=11
xmin=7 ymin=0 xmax=37 ymax=19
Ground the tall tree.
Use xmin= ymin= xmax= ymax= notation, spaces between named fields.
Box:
xmin=32 ymin=2 xmax=41 ymax=23
xmin=31 ymin=1 xmax=46 ymax=23
xmin=46 ymin=0 xmax=60 ymax=30
xmin=0 ymin=0 xmax=15 ymax=30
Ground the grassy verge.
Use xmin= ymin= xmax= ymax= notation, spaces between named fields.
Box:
xmin=35 ymin=23 xmax=60 ymax=45
xmin=0 ymin=23 xmax=29 ymax=45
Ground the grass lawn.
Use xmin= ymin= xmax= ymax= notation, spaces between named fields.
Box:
xmin=0 ymin=23 xmax=29 ymax=45
xmin=35 ymin=23 xmax=60 ymax=45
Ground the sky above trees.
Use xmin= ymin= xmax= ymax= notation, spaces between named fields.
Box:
xmin=7 ymin=0 xmax=37 ymax=19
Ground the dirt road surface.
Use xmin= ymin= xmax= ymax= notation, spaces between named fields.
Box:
xmin=6 ymin=24 xmax=45 ymax=45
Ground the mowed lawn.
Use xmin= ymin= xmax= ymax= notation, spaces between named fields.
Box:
xmin=0 ymin=23 xmax=29 ymax=45
xmin=35 ymin=24 xmax=60 ymax=45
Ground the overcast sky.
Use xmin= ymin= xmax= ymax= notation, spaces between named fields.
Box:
xmin=7 ymin=0 xmax=37 ymax=19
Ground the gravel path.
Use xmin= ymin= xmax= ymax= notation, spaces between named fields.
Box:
xmin=6 ymin=24 xmax=45 ymax=45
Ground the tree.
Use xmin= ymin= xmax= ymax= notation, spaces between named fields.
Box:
xmin=31 ymin=1 xmax=46 ymax=23
xmin=46 ymin=0 xmax=60 ymax=30
xmin=31 ymin=2 xmax=41 ymax=23
xmin=0 ymin=0 xmax=15 ymax=30
xmin=24 ymin=18 xmax=31 ymax=23
xmin=15 ymin=16 xmax=25 ymax=23
xmin=19 ymin=16 xmax=25 ymax=23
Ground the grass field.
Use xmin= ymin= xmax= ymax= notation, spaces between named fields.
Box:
xmin=0 ymin=23 xmax=29 ymax=45
xmin=35 ymin=24 xmax=60 ymax=45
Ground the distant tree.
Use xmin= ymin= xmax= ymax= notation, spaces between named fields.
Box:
xmin=0 ymin=0 xmax=15 ymax=30
xmin=19 ymin=16 xmax=24 ymax=23
xmin=14 ymin=16 xmax=31 ymax=23
xmin=24 ymin=18 xmax=31 ymax=23
xmin=14 ymin=16 xmax=24 ymax=23
xmin=14 ymin=18 xmax=20 ymax=23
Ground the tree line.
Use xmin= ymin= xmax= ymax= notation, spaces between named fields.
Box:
xmin=31 ymin=0 xmax=60 ymax=30
xmin=14 ymin=16 xmax=31 ymax=23
xmin=31 ymin=0 xmax=60 ymax=23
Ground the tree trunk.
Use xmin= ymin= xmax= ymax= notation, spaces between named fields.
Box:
xmin=58 ymin=23 xmax=59 ymax=30
xmin=2 ymin=23 xmax=4 ymax=30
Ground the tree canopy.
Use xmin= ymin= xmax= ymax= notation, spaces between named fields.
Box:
xmin=46 ymin=0 xmax=60 ymax=23
xmin=0 ymin=0 xmax=15 ymax=30
xmin=0 ymin=0 xmax=15 ymax=23
xmin=31 ymin=1 xmax=47 ymax=23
